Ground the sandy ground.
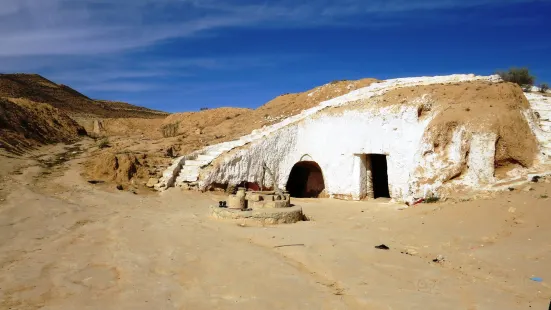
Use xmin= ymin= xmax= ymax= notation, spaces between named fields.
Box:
xmin=1 ymin=143 xmax=550 ymax=310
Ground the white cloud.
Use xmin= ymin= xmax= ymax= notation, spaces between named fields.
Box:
xmin=80 ymin=81 xmax=160 ymax=92
xmin=1 ymin=0 xmax=542 ymax=57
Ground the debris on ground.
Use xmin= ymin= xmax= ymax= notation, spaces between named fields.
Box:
xmin=530 ymin=277 xmax=543 ymax=282
xmin=273 ymin=244 xmax=306 ymax=248
xmin=432 ymin=255 xmax=445 ymax=263
xmin=375 ymin=244 xmax=390 ymax=250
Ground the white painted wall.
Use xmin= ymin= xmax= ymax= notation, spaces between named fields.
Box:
xmin=199 ymin=103 xmax=536 ymax=202
xmin=159 ymin=74 xmax=550 ymax=202
xmin=201 ymin=105 xmax=435 ymax=201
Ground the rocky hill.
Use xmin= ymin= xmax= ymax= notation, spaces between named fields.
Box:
xmin=0 ymin=74 xmax=168 ymax=118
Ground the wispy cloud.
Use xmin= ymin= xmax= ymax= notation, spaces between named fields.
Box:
xmin=1 ymin=0 xmax=544 ymax=57
xmin=80 ymin=81 xmax=161 ymax=92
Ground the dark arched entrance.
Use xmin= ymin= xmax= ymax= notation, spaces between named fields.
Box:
xmin=286 ymin=161 xmax=325 ymax=198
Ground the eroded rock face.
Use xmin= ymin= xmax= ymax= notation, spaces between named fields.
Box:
xmin=93 ymin=120 xmax=104 ymax=136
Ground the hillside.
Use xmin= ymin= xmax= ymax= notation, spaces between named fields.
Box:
xmin=89 ymin=78 xmax=379 ymax=150
xmin=158 ymin=78 xmax=379 ymax=153
xmin=84 ymin=78 xmax=380 ymax=187
xmin=0 ymin=98 xmax=86 ymax=154
xmin=0 ymin=74 xmax=168 ymax=118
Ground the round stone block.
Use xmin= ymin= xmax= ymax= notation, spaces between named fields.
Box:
xmin=210 ymin=205 xmax=304 ymax=225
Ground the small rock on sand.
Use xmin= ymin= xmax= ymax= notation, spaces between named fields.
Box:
xmin=146 ymin=178 xmax=159 ymax=188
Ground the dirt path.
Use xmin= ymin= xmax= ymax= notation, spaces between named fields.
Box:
xmin=0 ymin=144 xmax=550 ymax=309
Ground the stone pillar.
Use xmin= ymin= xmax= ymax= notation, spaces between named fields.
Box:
xmin=353 ymin=154 xmax=373 ymax=200
xmin=365 ymin=155 xmax=374 ymax=199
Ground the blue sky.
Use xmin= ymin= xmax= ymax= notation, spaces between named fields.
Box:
xmin=1 ymin=0 xmax=550 ymax=112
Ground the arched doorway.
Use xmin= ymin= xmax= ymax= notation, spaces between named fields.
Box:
xmin=286 ymin=161 xmax=325 ymax=198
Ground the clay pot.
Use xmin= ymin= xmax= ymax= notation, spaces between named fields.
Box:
xmin=227 ymin=194 xmax=247 ymax=210
xmin=236 ymin=187 xmax=248 ymax=210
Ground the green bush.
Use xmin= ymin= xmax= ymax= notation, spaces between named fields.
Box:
xmin=539 ymin=83 xmax=549 ymax=93
xmin=496 ymin=67 xmax=535 ymax=90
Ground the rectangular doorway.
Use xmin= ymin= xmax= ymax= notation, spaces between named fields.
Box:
xmin=367 ymin=154 xmax=390 ymax=199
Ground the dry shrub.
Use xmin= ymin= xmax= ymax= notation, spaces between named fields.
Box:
xmin=161 ymin=122 xmax=179 ymax=138
xmin=97 ymin=137 xmax=110 ymax=149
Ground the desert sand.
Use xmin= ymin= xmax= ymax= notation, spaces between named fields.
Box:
xmin=1 ymin=140 xmax=550 ymax=310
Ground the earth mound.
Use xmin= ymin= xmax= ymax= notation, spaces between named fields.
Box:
xmin=379 ymin=81 xmax=538 ymax=175
xmin=161 ymin=78 xmax=379 ymax=154
xmin=83 ymin=152 xmax=169 ymax=189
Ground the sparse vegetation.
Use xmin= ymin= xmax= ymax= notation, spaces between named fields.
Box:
xmin=540 ymin=195 xmax=549 ymax=199
xmin=200 ymin=107 xmax=209 ymax=111
xmin=539 ymin=83 xmax=549 ymax=93
xmin=97 ymin=137 xmax=110 ymax=149
xmin=160 ymin=122 xmax=179 ymax=138
xmin=496 ymin=67 xmax=535 ymax=90
xmin=424 ymin=195 xmax=440 ymax=203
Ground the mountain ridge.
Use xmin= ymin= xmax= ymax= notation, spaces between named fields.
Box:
xmin=0 ymin=73 xmax=168 ymax=118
